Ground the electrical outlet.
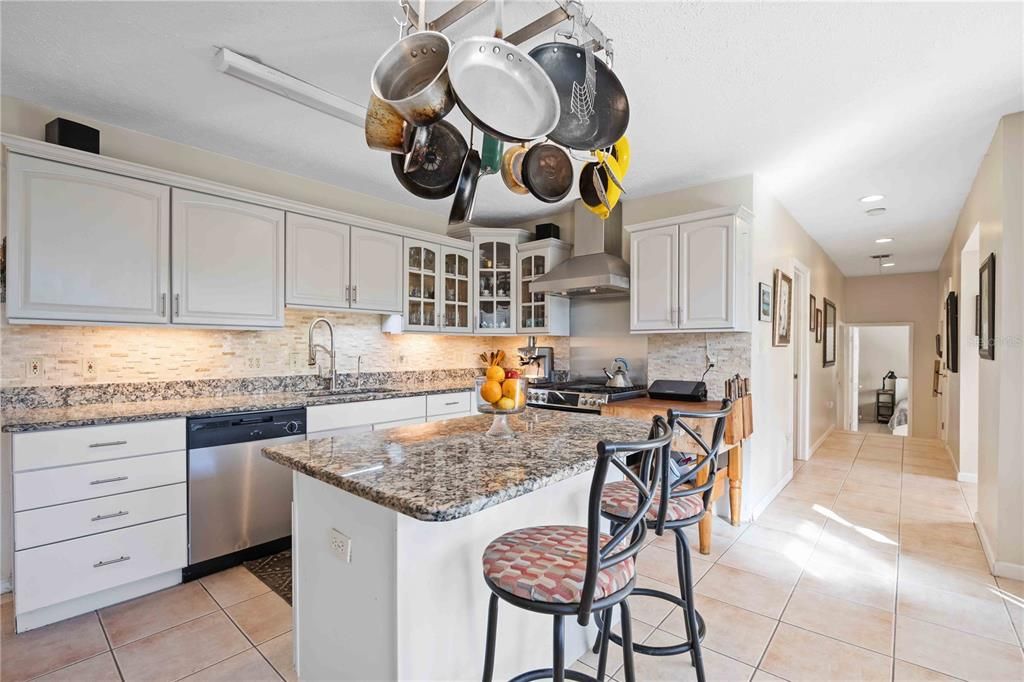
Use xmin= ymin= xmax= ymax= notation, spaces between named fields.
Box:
xmin=27 ymin=358 xmax=43 ymax=377
xmin=329 ymin=528 xmax=352 ymax=563
xmin=246 ymin=357 xmax=262 ymax=370
xmin=84 ymin=359 xmax=98 ymax=377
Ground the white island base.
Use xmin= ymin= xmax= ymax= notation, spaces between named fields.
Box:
xmin=291 ymin=470 xmax=601 ymax=681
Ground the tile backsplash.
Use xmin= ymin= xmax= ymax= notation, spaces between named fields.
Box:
xmin=646 ymin=332 xmax=751 ymax=399
xmin=0 ymin=308 xmax=569 ymax=388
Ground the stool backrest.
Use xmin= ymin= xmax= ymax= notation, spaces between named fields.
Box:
xmin=579 ymin=415 xmax=671 ymax=625
xmin=652 ymin=400 xmax=734 ymax=535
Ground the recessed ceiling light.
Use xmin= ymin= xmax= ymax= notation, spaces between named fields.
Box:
xmin=866 ymin=207 xmax=887 ymax=216
xmin=882 ymin=262 xmax=896 ymax=268
xmin=875 ymin=237 xmax=894 ymax=243
xmin=860 ymin=194 xmax=885 ymax=203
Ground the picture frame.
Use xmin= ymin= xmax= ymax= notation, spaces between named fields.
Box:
xmin=815 ymin=309 xmax=822 ymax=343
xmin=758 ymin=282 xmax=772 ymax=322
xmin=933 ymin=359 xmax=942 ymax=396
xmin=979 ymin=253 xmax=996 ymax=360
xmin=945 ymin=291 xmax=958 ymax=373
xmin=935 ymin=334 xmax=942 ymax=358
xmin=975 ymin=294 xmax=981 ymax=338
xmin=822 ymin=298 xmax=837 ymax=366
xmin=772 ymin=269 xmax=793 ymax=346
xmin=809 ymin=294 xmax=816 ymax=332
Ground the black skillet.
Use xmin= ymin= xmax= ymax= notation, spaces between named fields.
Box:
xmin=521 ymin=143 xmax=573 ymax=203
xmin=527 ymin=42 xmax=629 ymax=151
xmin=391 ymin=121 xmax=466 ymax=200
xmin=448 ymin=148 xmax=482 ymax=224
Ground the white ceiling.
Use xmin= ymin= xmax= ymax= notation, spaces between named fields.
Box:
xmin=2 ymin=1 xmax=1021 ymax=276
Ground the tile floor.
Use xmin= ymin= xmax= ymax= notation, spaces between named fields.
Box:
xmin=1 ymin=566 xmax=295 ymax=682
xmin=3 ymin=431 xmax=1022 ymax=681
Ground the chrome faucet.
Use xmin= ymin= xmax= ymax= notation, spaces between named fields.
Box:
xmin=307 ymin=317 xmax=337 ymax=391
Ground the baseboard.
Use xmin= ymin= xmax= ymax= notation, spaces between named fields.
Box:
xmin=750 ymin=469 xmax=794 ymax=521
xmin=974 ymin=512 xmax=1024 ymax=580
xmin=944 ymin=442 xmax=979 ymax=483
xmin=1 ymin=578 xmax=11 ymax=594
xmin=809 ymin=425 xmax=835 ymax=458
xmin=957 ymin=472 xmax=978 ymax=483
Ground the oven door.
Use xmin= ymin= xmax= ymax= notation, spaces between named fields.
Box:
xmin=530 ymin=391 xmax=592 ymax=412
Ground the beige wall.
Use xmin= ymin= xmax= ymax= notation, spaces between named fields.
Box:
xmin=936 ymin=112 xmax=1024 ymax=576
xmin=844 ymin=273 xmax=940 ymax=439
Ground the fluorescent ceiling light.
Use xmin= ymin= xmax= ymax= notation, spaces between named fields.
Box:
xmin=216 ymin=48 xmax=366 ymax=126
xmin=866 ymin=207 xmax=887 ymax=216
xmin=881 ymin=262 xmax=896 ymax=267
xmin=860 ymin=194 xmax=885 ymax=203
xmin=875 ymin=237 xmax=894 ymax=243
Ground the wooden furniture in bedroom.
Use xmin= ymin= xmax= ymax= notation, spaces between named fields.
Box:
xmin=875 ymin=389 xmax=896 ymax=423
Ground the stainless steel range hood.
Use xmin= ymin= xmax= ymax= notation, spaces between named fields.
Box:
xmin=530 ymin=202 xmax=629 ymax=297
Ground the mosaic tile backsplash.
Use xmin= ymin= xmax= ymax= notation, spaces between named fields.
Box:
xmin=646 ymin=332 xmax=752 ymax=399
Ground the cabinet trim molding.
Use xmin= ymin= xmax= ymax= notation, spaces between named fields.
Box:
xmin=624 ymin=204 xmax=754 ymax=233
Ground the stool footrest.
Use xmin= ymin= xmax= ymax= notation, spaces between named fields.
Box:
xmin=510 ymin=669 xmax=597 ymax=682
xmin=595 ymin=588 xmax=706 ymax=657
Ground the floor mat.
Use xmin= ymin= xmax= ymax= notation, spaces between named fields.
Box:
xmin=244 ymin=550 xmax=292 ymax=604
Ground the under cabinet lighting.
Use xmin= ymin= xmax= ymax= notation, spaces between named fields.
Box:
xmin=216 ymin=48 xmax=366 ymax=126
xmin=882 ymin=262 xmax=896 ymax=267
xmin=875 ymin=237 xmax=894 ymax=244
xmin=860 ymin=194 xmax=885 ymax=203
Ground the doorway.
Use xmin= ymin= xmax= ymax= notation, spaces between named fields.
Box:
xmin=846 ymin=324 xmax=913 ymax=436
xmin=792 ymin=261 xmax=811 ymax=460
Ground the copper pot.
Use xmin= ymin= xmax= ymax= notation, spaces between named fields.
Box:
xmin=500 ymin=144 xmax=529 ymax=195
xmin=365 ymin=94 xmax=406 ymax=153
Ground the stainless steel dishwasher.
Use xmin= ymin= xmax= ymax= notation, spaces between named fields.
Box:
xmin=185 ymin=408 xmax=305 ymax=578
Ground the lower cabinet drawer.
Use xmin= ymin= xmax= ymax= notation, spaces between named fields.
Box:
xmin=15 ymin=483 xmax=186 ymax=550
xmin=14 ymin=451 xmax=185 ymax=512
xmin=15 ymin=515 xmax=187 ymax=615
xmin=426 ymin=391 xmax=473 ymax=417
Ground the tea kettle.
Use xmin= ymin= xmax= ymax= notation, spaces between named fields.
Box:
xmin=603 ymin=357 xmax=634 ymax=388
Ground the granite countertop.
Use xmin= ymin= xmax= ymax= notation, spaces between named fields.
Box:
xmin=261 ymin=409 xmax=651 ymax=522
xmin=0 ymin=383 xmax=473 ymax=432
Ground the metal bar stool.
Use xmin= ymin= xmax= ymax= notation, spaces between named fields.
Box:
xmin=480 ymin=416 xmax=673 ymax=682
xmin=593 ymin=401 xmax=733 ymax=682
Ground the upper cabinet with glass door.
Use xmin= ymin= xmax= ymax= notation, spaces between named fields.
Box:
xmin=404 ymin=239 xmax=440 ymax=331
xmin=449 ymin=227 xmax=530 ymax=335
xmin=440 ymin=246 xmax=472 ymax=333
xmin=518 ymin=239 xmax=571 ymax=335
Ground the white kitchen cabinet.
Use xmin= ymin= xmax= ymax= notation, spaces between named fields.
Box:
xmin=350 ymin=227 xmax=403 ymax=313
xmin=5 ymin=153 xmax=171 ymax=325
xmin=626 ymin=206 xmax=752 ymax=333
xmin=286 ymin=213 xmax=350 ymax=309
xmin=404 ymin=239 xmax=441 ymax=331
xmin=171 ymin=189 xmax=285 ymax=328
xmin=440 ymin=246 xmax=472 ymax=333
xmin=518 ymin=239 xmax=571 ymax=335
xmin=448 ymin=227 xmax=530 ymax=335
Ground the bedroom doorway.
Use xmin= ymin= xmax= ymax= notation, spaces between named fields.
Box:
xmin=848 ymin=323 xmax=913 ymax=436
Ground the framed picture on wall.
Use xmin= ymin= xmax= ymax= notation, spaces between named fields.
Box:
xmin=979 ymin=253 xmax=996 ymax=359
xmin=822 ymin=298 xmax=837 ymax=366
xmin=772 ymin=269 xmax=793 ymax=346
xmin=758 ymin=282 xmax=772 ymax=322
xmin=815 ymin=309 xmax=823 ymax=343
xmin=945 ymin=291 xmax=959 ymax=373
xmin=975 ymin=294 xmax=981 ymax=338
xmin=809 ymin=294 xmax=816 ymax=332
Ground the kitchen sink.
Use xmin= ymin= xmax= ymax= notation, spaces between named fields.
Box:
xmin=302 ymin=387 xmax=397 ymax=398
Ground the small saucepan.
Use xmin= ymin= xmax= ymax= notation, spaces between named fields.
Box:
xmin=521 ymin=143 xmax=573 ymax=203
xmin=371 ymin=31 xmax=455 ymax=127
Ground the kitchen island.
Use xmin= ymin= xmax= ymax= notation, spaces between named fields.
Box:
xmin=263 ymin=409 xmax=650 ymax=681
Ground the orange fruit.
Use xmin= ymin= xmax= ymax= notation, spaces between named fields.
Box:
xmin=486 ymin=366 xmax=506 ymax=383
xmin=480 ymin=380 xmax=502 ymax=404
xmin=501 ymin=379 xmax=520 ymax=399
xmin=515 ymin=391 xmax=527 ymax=408
xmin=496 ymin=397 xmax=515 ymax=411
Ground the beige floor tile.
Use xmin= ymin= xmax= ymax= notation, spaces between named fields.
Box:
xmin=791 ymin=471 xmax=846 ymax=492
xmin=782 ymin=585 xmax=894 ymax=654
xmin=900 ymin=474 xmax=961 ymax=494
xmin=31 ymin=652 xmax=120 ymax=682
xmin=900 ymin=502 xmax=972 ymax=525
xmin=225 ymin=591 xmax=292 ymax=646
xmin=798 ymin=562 xmax=897 ymax=612
xmin=577 ymin=617 xmax=654 ymax=677
xmin=614 ymin=630 xmax=754 ymax=681
xmin=113 ymin=611 xmax=250 ymax=682
xmin=637 ymin=544 xmax=714 ymax=587
xmin=778 ymin=482 xmax=839 ymax=506
xmin=752 ymin=670 xmax=787 ymax=681
xmin=903 ymin=463 xmax=955 ymax=479
xmin=825 ymin=504 xmax=901 ymax=535
xmin=258 ymin=631 xmax=297 ymax=682
xmin=834 ymin=490 xmax=901 ymax=517
xmin=629 ymin=575 xmax=679 ymax=627
xmin=892 ymin=659 xmax=964 ymax=681
xmin=899 ymin=520 xmax=982 ymax=551
xmin=959 ymin=482 xmax=979 ymax=514
xmin=797 ymin=461 xmax=850 ymax=481
xmin=735 ymin=523 xmax=819 ymax=556
xmin=761 ymin=623 xmax=893 ymax=681
xmin=845 ymin=466 xmax=901 ymax=489
xmin=100 ymin=581 xmax=219 ymax=647
xmin=806 ymin=540 xmax=898 ymax=580
xmin=198 ymin=566 xmax=271 ymax=608
xmin=841 ymin=477 xmax=899 ymax=496
xmin=898 ymin=556 xmax=997 ymax=601
xmin=181 ymin=648 xmax=280 ymax=681
xmin=819 ymin=518 xmax=900 ymax=556
xmin=0 ymin=610 xmax=109 ymax=682
xmin=717 ymin=541 xmax=805 ymax=586
xmin=695 ymin=564 xmax=793 ymax=619
xmin=995 ymin=577 xmax=1024 ymax=645
xmin=897 ymin=580 xmax=1019 ymax=645
xmin=660 ymin=597 xmax=777 ymax=666
xmin=569 ymin=660 xmax=598 ymax=677
xmin=895 ymin=615 xmax=1024 ymax=681
xmin=899 ymin=537 xmax=991 ymax=574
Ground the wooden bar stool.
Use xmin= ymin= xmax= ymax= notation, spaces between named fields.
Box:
xmin=480 ymin=416 xmax=673 ymax=682
xmin=593 ymin=401 xmax=733 ymax=682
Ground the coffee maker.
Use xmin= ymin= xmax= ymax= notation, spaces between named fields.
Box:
xmin=517 ymin=336 xmax=554 ymax=384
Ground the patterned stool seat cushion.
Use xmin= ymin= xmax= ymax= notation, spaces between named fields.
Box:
xmin=482 ymin=525 xmax=634 ymax=604
xmin=601 ymin=480 xmax=704 ymax=522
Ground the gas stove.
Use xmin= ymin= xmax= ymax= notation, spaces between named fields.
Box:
xmin=526 ymin=381 xmax=646 ymax=413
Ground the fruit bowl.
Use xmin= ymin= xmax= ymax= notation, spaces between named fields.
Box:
xmin=475 ymin=374 xmax=527 ymax=438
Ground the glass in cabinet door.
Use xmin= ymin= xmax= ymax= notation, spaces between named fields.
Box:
xmin=407 ymin=243 xmax=439 ymax=329
xmin=520 ymin=254 xmax=547 ymax=331
xmin=441 ymin=249 xmax=470 ymax=332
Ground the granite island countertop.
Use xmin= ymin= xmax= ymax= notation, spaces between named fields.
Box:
xmin=0 ymin=383 xmax=473 ymax=432
xmin=261 ymin=408 xmax=651 ymax=522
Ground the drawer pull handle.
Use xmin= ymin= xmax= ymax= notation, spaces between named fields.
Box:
xmin=444 ymin=401 xmax=460 ymax=406
xmin=89 ymin=440 xmax=127 ymax=449
xmin=93 ymin=556 xmax=130 ymax=568
xmin=90 ymin=476 xmax=128 ymax=485
xmin=91 ymin=510 xmax=129 ymax=522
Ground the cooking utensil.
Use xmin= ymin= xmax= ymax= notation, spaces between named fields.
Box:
xmin=521 ymin=143 xmax=573 ymax=203
xmin=480 ymin=134 xmax=503 ymax=175
xmin=447 ymin=0 xmax=560 ymax=142
xmin=365 ymin=94 xmax=407 ymax=153
xmin=603 ymin=357 xmax=633 ymax=388
xmin=528 ymin=42 xmax=629 ymax=150
xmin=371 ymin=30 xmax=455 ymax=126
xmin=391 ymin=120 xmax=466 ymax=200
xmin=448 ymin=147 xmax=481 ymax=224
xmin=402 ymin=124 xmax=432 ymax=172
xmin=500 ymin=144 xmax=530 ymax=195
xmin=611 ymin=135 xmax=631 ymax=175
xmin=579 ymin=152 xmax=624 ymax=219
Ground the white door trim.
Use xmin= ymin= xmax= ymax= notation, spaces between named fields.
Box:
xmin=792 ymin=259 xmax=811 ymax=460
xmin=845 ymin=322 xmax=915 ymax=435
